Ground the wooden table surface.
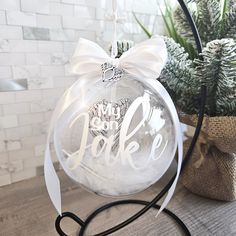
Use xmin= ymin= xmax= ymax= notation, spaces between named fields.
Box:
xmin=0 ymin=171 xmax=236 ymax=236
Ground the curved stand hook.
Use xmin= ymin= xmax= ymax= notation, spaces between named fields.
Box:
xmin=55 ymin=0 xmax=206 ymax=235
xmin=177 ymin=0 xmax=203 ymax=57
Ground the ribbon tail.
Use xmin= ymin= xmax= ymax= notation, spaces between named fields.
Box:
xmin=43 ymin=79 xmax=91 ymax=215
xmin=44 ymin=145 xmax=62 ymax=215
xmin=143 ymin=79 xmax=183 ymax=217
xmin=156 ymin=122 xmax=182 ymax=217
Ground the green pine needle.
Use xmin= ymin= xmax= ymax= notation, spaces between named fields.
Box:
xmin=132 ymin=12 xmax=152 ymax=38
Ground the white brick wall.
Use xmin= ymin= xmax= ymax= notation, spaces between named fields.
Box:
xmin=15 ymin=90 xmax=42 ymax=102
xmin=0 ymin=53 xmax=25 ymax=65
xmin=0 ymin=92 xmax=15 ymax=104
xmin=10 ymin=40 xmax=38 ymax=52
xmin=37 ymin=15 xmax=61 ymax=29
xmin=21 ymin=0 xmax=50 ymax=14
xmin=0 ymin=66 xmax=12 ymax=78
xmin=0 ymin=11 xmax=6 ymax=24
xmin=7 ymin=11 xmax=37 ymax=27
xmin=26 ymin=53 xmax=51 ymax=65
xmin=38 ymin=41 xmax=63 ymax=53
xmin=12 ymin=65 xmax=41 ymax=79
xmin=49 ymin=2 xmax=74 ymax=16
xmin=62 ymin=17 xmax=100 ymax=30
xmin=3 ymin=103 xmax=30 ymax=115
xmin=0 ymin=0 xmax=20 ymax=11
xmin=0 ymin=26 xmax=22 ymax=39
xmin=0 ymin=0 xmax=165 ymax=186
xmin=0 ymin=115 xmax=18 ymax=128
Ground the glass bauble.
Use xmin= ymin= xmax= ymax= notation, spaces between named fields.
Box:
xmin=54 ymin=74 xmax=177 ymax=196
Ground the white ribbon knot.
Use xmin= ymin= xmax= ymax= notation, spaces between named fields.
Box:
xmin=70 ymin=36 xmax=168 ymax=80
xmin=101 ymin=62 xmax=124 ymax=82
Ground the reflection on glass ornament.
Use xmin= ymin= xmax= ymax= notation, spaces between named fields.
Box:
xmin=53 ymin=74 xmax=177 ymax=196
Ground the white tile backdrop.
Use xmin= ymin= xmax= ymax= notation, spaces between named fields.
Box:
xmin=0 ymin=0 xmax=170 ymax=186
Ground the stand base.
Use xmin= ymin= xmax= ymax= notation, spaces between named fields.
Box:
xmin=55 ymin=199 xmax=191 ymax=236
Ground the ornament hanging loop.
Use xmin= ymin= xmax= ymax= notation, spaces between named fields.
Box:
xmin=111 ymin=0 xmax=118 ymax=59
xmin=102 ymin=0 xmax=119 ymax=82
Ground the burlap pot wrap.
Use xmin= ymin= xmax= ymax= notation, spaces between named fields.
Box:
xmin=180 ymin=115 xmax=236 ymax=201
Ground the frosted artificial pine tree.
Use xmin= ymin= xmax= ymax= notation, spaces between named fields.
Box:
xmin=174 ymin=0 xmax=236 ymax=47
xmin=194 ymin=39 xmax=236 ymax=116
xmin=117 ymin=0 xmax=236 ymax=116
xmin=109 ymin=40 xmax=134 ymax=58
xmin=158 ymin=0 xmax=236 ymax=116
xmin=159 ymin=37 xmax=199 ymax=114
xmin=159 ymin=38 xmax=236 ymax=116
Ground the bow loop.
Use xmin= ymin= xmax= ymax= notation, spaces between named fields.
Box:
xmin=70 ymin=36 xmax=168 ymax=80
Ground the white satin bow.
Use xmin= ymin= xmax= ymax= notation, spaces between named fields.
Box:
xmin=70 ymin=36 xmax=168 ymax=79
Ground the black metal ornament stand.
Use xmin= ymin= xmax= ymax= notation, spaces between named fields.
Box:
xmin=55 ymin=0 xmax=207 ymax=235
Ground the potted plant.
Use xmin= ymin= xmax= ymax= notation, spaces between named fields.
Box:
xmin=135 ymin=0 xmax=236 ymax=201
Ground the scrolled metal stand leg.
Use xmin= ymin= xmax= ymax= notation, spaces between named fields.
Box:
xmin=55 ymin=212 xmax=85 ymax=236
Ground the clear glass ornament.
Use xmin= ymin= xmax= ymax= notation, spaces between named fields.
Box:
xmin=54 ymin=74 xmax=177 ymax=197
